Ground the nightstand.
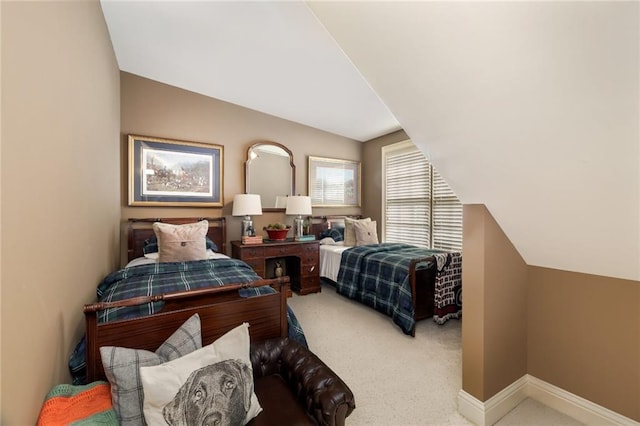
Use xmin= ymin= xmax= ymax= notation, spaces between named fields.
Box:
xmin=231 ymin=239 xmax=320 ymax=295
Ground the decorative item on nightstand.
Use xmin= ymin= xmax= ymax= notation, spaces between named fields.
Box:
xmin=241 ymin=235 xmax=263 ymax=245
xmin=232 ymin=194 xmax=262 ymax=238
xmin=285 ymin=195 xmax=313 ymax=241
xmin=263 ymin=223 xmax=291 ymax=241
xmin=274 ymin=261 xmax=284 ymax=278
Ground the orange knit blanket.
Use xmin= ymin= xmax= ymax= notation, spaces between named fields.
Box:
xmin=37 ymin=381 xmax=116 ymax=425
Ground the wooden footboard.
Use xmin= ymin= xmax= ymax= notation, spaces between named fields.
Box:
xmin=409 ymin=257 xmax=437 ymax=334
xmin=84 ymin=277 xmax=289 ymax=382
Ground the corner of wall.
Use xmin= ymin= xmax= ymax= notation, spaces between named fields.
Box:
xmin=461 ymin=204 xmax=528 ymax=402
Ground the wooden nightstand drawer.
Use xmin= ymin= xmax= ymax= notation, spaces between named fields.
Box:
xmin=301 ymin=262 xmax=317 ymax=275
xmin=299 ymin=274 xmax=320 ymax=295
xmin=301 ymin=252 xmax=318 ymax=264
xmin=265 ymin=245 xmax=297 ymax=257
xmin=238 ymin=246 xmax=264 ymax=259
xmin=302 ymin=243 xmax=319 ymax=254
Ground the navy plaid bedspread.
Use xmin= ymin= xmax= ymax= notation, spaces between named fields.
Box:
xmin=335 ymin=243 xmax=448 ymax=335
xmin=96 ymin=258 xmax=267 ymax=321
xmin=69 ymin=258 xmax=307 ymax=384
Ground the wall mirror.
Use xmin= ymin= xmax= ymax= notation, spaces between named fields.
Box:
xmin=245 ymin=141 xmax=295 ymax=211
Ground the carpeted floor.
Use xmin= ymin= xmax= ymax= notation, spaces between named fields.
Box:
xmin=288 ymin=282 xmax=584 ymax=426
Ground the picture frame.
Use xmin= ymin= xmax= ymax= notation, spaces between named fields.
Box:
xmin=308 ymin=156 xmax=361 ymax=207
xmin=128 ymin=135 xmax=223 ymax=207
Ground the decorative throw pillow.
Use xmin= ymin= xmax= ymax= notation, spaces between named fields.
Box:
xmin=344 ymin=217 xmax=371 ymax=246
xmin=143 ymin=236 xmax=218 ymax=255
xmin=140 ymin=323 xmax=262 ymax=426
xmin=319 ymin=227 xmax=344 ymax=242
xmin=153 ymin=220 xmax=208 ymax=262
xmin=142 ymin=237 xmax=159 ymax=255
xmin=100 ymin=314 xmax=202 ymax=425
xmin=354 ymin=220 xmax=379 ymax=246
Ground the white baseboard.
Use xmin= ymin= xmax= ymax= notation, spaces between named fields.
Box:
xmin=457 ymin=374 xmax=639 ymax=426
xmin=458 ymin=376 xmax=529 ymax=426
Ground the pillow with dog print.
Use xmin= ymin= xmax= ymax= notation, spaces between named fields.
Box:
xmin=139 ymin=322 xmax=262 ymax=426
xmin=100 ymin=313 xmax=202 ymax=426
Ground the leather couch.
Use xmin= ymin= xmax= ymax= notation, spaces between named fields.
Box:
xmin=248 ymin=337 xmax=356 ymax=426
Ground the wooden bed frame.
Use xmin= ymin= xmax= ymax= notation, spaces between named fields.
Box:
xmin=127 ymin=217 xmax=227 ymax=262
xmin=310 ymin=215 xmax=436 ymax=335
xmin=84 ymin=277 xmax=289 ymax=382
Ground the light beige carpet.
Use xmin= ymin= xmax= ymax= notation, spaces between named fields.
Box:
xmin=287 ymin=283 xmax=471 ymax=425
xmin=288 ymin=282 xmax=585 ymax=426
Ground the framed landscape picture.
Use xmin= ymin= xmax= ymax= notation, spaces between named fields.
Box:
xmin=308 ymin=156 xmax=361 ymax=207
xmin=128 ymin=135 xmax=223 ymax=207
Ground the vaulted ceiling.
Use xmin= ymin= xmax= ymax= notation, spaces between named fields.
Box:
xmin=101 ymin=1 xmax=639 ymax=281
xmin=100 ymin=1 xmax=400 ymax=142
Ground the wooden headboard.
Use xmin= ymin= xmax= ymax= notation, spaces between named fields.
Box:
xmin=309 ymin=215 xmax=362 ymax=239
xmin=83 ymin=277 xmax=289 ymax=382
xmin=127 ymin=217 xmax=227 ymax=262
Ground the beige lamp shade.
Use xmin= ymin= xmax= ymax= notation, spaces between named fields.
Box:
xmin=275 ymin=195 xmax=288 ymax=209
xmin=285 ymin=196 xmax=312 ymax=216
xmin=232 ymin=194 xmax=262 ymax=216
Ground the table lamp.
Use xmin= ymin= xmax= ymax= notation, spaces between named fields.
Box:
xmin=232 ymin=194 xmax=262 ymax=236
xmin=285 ymin=195 xmax=312 ymax=240
xmin=275 ymin=195 xmax=288 ymax=209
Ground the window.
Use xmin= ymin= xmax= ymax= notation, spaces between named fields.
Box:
xmin=382 ymin=141 xmax=462 ymax=251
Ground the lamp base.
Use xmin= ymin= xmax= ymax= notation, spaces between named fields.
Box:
xmin=293 ymin=216 xmax=304 ymax=239
xmin=241 ymin=216 xmax=254 ymax=237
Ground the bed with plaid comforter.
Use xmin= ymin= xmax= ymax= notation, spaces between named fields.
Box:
xmin=69 ymin=258 xmax=307 ymax=384
xmin=336 ymin=243 xmax=462 ymax=335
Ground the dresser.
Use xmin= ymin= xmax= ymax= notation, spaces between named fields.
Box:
xmin=231 ymin=239 xmax=321 ymax=295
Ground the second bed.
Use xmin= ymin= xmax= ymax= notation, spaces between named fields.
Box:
xmin=312 ymin=216 xmax=462 ymax=336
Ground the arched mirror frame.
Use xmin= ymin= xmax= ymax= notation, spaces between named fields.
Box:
xmin=244 ymin=141 xmax=296 ymax=212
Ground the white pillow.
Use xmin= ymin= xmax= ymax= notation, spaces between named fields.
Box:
xmin=354 ymin=220 xmax=379 ymax=245
xmin=153 ymin=220 xmax=208 ymax=262
xmin=344 ymin=217 xmax=371 ymax=246
xmin=319 ymin=237 xmax=336 ymax=245
xmin=140 ymin=323 xmax=262 ymax=426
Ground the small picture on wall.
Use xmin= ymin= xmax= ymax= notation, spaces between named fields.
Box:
xmin=308 ymin=156 xmax=361 ymax=207
xmin=128 ymin=134 xmax=223 ymax=207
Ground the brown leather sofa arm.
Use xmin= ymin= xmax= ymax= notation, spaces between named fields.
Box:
xmin=251 ymin=337 xmax=356 ymax=426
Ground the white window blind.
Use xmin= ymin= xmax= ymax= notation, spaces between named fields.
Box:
xmin=383 ymin=141 xmax=462 ymax=251
xmin=432 ymin=168 xmax=463 ymax=251
xmin=384 ymin=146 xmax=431 ymax=247
xmin=311 ymin=166 xmax=346 ymax=205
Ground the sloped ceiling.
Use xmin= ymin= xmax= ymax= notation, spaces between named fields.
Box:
xmin=101 ymin=1 xmax=639 ymax=281
xmin=308 ymin=2 xmax=639 ymax=281
xmin=99 ymin=1 xmax=400 ymax=142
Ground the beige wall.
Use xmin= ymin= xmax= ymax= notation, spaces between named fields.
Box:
xmin=462 ymin=204 xmax=528 ymax=400
xmin=1 ymin=1 xmax=121 ymax=424
xmin=120 ymin=72 xmax=362 ymax=263
xmin=528 ymin=267 xmax=640 ymax=420
xmin=361 ymin=129 xmax=408 ymax=227
xmin=463 ymin=204 xmax=640 ymax=421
